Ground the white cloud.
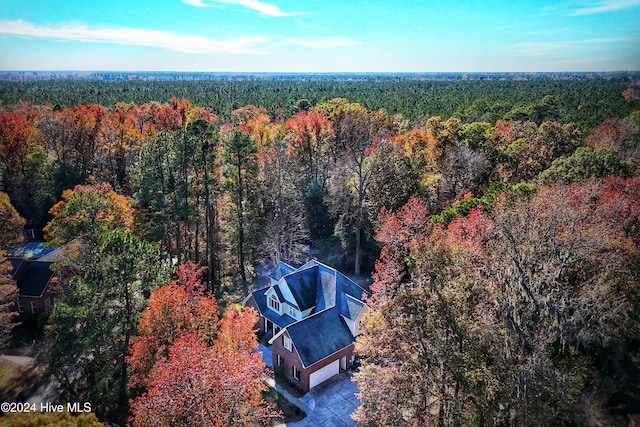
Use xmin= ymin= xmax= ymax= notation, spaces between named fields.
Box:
xmin=0 ymin=20 xmax=267 ymax=54
xmin=181 ymin=0 xmax=220 ymax=7
xmin=182 ymin=0 xmax=308 ymax=16
xmin=284 ymin=36 xmax=361 ymax=49
xmin=513 ymin=37 xmax=629 ymax=56
xmin=570 ymin=0 xmax=640 ymax=15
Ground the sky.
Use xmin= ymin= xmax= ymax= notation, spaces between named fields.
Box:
xmin=0 ymin=0 xmax=639 ymax=72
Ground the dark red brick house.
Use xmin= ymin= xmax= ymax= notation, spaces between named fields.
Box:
xmin=7 ymin=242 xmax=65 ymax=315
xmin=244 ymin=260 xmax=368 ymax=391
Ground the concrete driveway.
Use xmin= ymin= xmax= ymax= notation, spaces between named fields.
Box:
xmin=292 ymin=372 xmax=360 ymax=427
xmin=260 ymin=344 xmax=360 ymax=426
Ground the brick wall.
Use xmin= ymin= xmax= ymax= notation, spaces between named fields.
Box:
xmin=15 ymin=294 xmax=51 ymax=315
xmin=273 ymin=330 xmax=355 ymax=392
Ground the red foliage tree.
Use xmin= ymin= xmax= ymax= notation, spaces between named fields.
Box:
xmin=128 ymin=261 xmax=218 ymax=389
xmin=130 ymin=308 xmax=278 ymax=427
xmin=356 ymin=177 xmax=640 ymax=425
xmin=286 ymin=110 xmax=334 ymax=183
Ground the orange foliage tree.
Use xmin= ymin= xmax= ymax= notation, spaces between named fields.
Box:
xmin=286 ymin=110 xmax=335 ymax=185
xmin=129 ymin=262 xmax=278 ymax=426
xmin=44 ymin=182 xmax=134 ymax=245
xmin=128 ymin=262 xmax=218 ymax=389
xmin=0 ymin=192 xmax=25 ymax=348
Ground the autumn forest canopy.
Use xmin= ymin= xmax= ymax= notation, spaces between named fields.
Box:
xmin=1 ymin=72 xmax=640 ymax=425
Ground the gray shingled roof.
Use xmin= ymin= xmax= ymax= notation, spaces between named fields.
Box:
xmin=9 ymin=258 xmax=22 ymax=275
xmin=269 ymin=260 xmax=295 ymax=281
xmin=284 ymin=267 xmax=319 ymax=311
xmin=340 ymin=293 xmax=365 ymax=321
xmin=252 ymin=260 xmax=370 ymax=367
xmin=250 ymin=287 xmax=297 ymax=328
xmin=286 ymin=307 xmax=354 ymax=367
xmin=15 ymin=261 xmax=53 ymax=297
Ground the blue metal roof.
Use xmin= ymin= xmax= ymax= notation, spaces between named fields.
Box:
xmin=8 ymin=242 xmax=55 ymax=259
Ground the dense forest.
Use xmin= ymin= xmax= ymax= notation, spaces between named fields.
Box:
xmin=2 ymin=72 xmax=639 ymax=128
xmin=1 ymin=74 xmax=640 ymax=425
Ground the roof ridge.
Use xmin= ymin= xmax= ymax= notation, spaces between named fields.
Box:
xmin=269 ymin=305 xmax=336 ymax=344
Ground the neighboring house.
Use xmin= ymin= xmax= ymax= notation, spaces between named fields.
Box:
xmin=244 ymin=260 xmax=369 ymax=392
xmin=6 ymin=242 xmax=65 ymax=315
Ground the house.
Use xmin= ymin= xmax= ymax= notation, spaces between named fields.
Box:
xmin=6 ymin=242 xmax=65 ymax=315
xmin=244 ymin=260 xmax=369 ymax=392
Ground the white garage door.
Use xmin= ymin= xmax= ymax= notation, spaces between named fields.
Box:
xmin=309 ymin=359 xmax=339 ymax=389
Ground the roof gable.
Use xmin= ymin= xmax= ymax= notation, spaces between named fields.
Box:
xmin=340 ymin=293 xmax=365 ymax=321
xmin=285 ymin=307 xmax=354 ymax=367
xmin=15 ymin=261 xmax=53 ymax=297
xmin=249 ymin=286 xmax=297 ymax=328
xmin=284 ymin=267 xmax=319 ymax=311
xmin=269 ymin=260 xmax=295 ymax=282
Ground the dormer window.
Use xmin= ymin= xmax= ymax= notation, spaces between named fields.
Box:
xmin=269 ymin=294 xmax=280 ymax=312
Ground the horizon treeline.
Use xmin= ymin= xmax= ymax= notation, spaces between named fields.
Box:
xmin=2 ymin=75 xmax=639 ymax=128
xmin=1 ymin=76 xmax=640 ymax=424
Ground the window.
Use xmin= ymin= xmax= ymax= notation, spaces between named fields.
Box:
xmin=269 ymin=294 xmax=280 ymax=312
xmin=30 ymin=301 xmax=36 ymax=313
xmin=292 ymin=365 xmax=300 ymax=381
xmin=44 ymin=297 xmax=52 ymax=309
xmin=287 ymin=306 xmax=297 ymax=319
xmin=17 ymin=300 xmax=24 ymax=313
xmin=283 ymin=335 xmax=293 ymax=352
xmin=276 ymin=354 xmax=283 ymax=366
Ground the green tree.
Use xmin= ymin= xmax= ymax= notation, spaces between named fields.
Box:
xmin=221 ymin=128 xmax=259 ymax=295
xmin=188 ymin=119 xmax=222 ymax=291
xmin=136 ymin=124 xmax=223 ymax=291
xmin=44 ymin=231 xmax=168 ymax=421
xmin=364 ymin=139 xmax=419 ymax=228
xmin=538 ymin=146 xmax=638 ymax=183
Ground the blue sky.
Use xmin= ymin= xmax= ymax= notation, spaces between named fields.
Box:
xmin=0 ymin=0 xmax=638 ymax=72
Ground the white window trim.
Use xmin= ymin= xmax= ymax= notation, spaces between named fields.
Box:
xmin=269 ymin=294 xmax=280 ymax=312
xmin=283 ymin=335 xmax=293 ymax=352
xmin=30 ymin=301 xmax=36 ymax=314
xmin=287 ymin=305 xmax=297 ymax=319
xmin=292 ymin=365 xmax=300 ymax=380
xmin=17 ymin=300 xmax=24 ymax=313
